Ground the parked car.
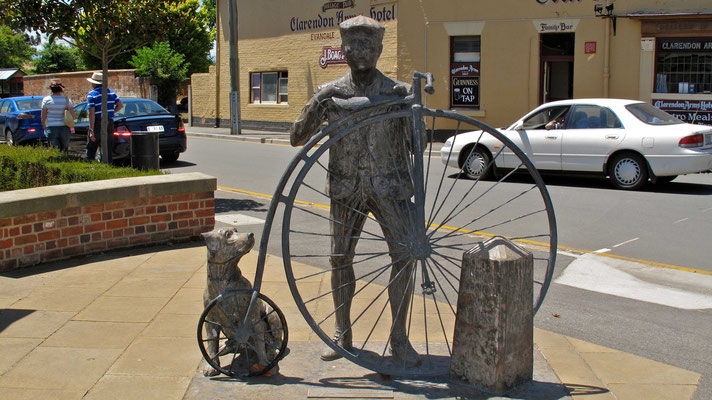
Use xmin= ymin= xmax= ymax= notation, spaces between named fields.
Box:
xmin=441 ymin=98 xmax=712 ymax=190
xmin=0 ymin=96 xmax=46 ymax=145
xmin=69 ymin=98 xmax=187 ymax=163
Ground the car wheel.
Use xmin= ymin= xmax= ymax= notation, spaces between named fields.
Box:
xmin=160 ymin=152 xmax=179 ymax=163
xmin=5 ymin=129 xmax=14 ymax=146
xmin=608 ymin=153 xmax=648 ymax=190
xmin=461 ymin=145 xmax=493 ymax=180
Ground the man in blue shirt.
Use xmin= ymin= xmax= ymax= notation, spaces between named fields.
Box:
xmin=86 ymin=72 xmax=123 ymax=163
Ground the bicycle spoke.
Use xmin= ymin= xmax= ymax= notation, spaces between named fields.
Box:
xmin=292 ymin=250 xmax=393 ymax=282
xmin=424 ymin=259 xmax=452 ymax=356
xmin=291 ymin=204 xmax=388 ymax=241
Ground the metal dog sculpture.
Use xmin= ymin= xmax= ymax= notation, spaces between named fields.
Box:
xmin=201 ymin=228 xmax=282 ymax=377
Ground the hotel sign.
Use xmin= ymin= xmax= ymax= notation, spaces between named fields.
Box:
xmin=654 ymin=100 xmax=712 ymax=126
xmin=532 ymin=19 xmax=579 ymax=33
xmin=290 ymin=1 xmax=397 ymax=33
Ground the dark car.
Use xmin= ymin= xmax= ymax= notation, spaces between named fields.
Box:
xmin=70 ymin=98 xmax=187 ymax=163
xmin=0 ymin=96 xmax=47 ymax=145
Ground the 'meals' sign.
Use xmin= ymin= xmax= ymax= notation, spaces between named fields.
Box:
xmin=320 ymin=46 xmax=346 ymax=68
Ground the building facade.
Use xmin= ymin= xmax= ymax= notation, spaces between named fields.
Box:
xmin=192 ymin=0 xmax=712 ymax=131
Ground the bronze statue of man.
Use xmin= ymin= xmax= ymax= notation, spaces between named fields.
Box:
xmin=290 ymin=15 xmax=420 ymax=366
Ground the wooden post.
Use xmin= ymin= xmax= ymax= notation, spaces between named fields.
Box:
xmin=450 ymin=237 xmax=533 ymax=393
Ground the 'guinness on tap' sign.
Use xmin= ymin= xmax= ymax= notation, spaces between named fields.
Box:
xmin=451 ymin=62 xmax=480 ymax=108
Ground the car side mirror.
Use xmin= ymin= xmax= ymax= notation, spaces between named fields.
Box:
xmin=513 ymin=123 xmax=524 ymax=131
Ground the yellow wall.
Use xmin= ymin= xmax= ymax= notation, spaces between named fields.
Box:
xmin=191 ymin=0 xmax=712 ymax=129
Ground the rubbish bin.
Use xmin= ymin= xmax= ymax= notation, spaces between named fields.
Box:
xmin=131 ymin=131 xmax=160 ymax=170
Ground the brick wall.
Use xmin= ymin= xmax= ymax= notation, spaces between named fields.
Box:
xmin=0 ymin=173 xmax=216 ymax=272
xmin=23 ymin=70 xmax=152 ymax=106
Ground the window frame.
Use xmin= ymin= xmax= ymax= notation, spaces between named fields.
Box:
xmin=249 ymin=71 xmax=288 ymax=105
xmin=654 ymin=37 xmax=712 ymax=94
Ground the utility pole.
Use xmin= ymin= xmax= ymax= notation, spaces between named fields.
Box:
xmin=228 ymin=0 xmax=241 ymax=134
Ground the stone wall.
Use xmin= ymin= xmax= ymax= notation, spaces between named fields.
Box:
xmin=23 ymin=70 xmax=152 ymax=106
xmin=0 ymin=172 xmax=216 ymax=272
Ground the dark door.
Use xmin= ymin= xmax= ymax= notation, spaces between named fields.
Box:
xmin=540 ymin=33 xmax=575 ymax=104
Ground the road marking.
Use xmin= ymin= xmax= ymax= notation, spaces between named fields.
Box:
xmin=217 ymin=185 xmax=712 ymax=276
xmin=593 ymin=248 xmax=611 ymax=254
xmin=555 ymin=254 xmax=712 ymax=310
xmin=613 ymin=237 xmax=639 ymax=248
xmin=672 ymin=218 xmax=689 ymax=224
xmin=702 ymin=207 xmax=712 ymax=213
xmin=215 ymin=213 xmax=266 ymax=226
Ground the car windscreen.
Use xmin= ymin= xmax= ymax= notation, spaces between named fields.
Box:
xmin=625 ymin=103 xmax=683 ymax=126
xmin=15 ymin=99 xmax=42 ymax=110
xmin=117 ymin=100 xmax=170 ymax=118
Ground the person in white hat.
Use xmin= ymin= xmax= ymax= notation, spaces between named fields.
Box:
xmin=41 ymin=79 xmax=76 ymax=151
xmin=85 ymin=72 xmax=123 ymax=162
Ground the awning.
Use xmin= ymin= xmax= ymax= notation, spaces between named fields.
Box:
xmin=627 ymin=11 xmax=712 ymax=19
xmin=0 ymin=69 xmax=24 ymax=81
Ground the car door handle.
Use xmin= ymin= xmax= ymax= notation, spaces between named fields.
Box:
xmin=545 ymin=135 xmax=557 ymax=139
xmin=605 ymin=134 xmax=619 ymax=139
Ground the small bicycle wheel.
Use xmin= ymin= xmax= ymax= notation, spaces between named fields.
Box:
xmin=197 ymin=290 xmax=288 ymax=377
xmin=278 ymin=106 xmax=556 ymax=377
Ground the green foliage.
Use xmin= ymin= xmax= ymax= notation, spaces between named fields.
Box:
xmin=165 ymin=0 xmax=214 ymax=75
xmin=33 ymin=42 xmax=84 ymax=74
xmin=201 ymin=0 xmax=216 ymax=41
xmin=0 ymin=146 xmax=162 ymax=191
xmin=130 ymin=42 xmax=188 ymax=108
xmin=0 ymin=25 xmax=35 ymax=68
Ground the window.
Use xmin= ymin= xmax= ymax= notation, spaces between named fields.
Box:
xmin=566 ymin=105 xmax=622 ymax=129
xmin=522 ymin=106 xmax=570 ymax=130
xmin=0 ymin=100 xmax=9 ymax=113
xmin=655 ymin=38 xmax=712 ymax=94
xmin=450 ymin=36 xmax=480 ymax=109
xmin=626 ymin=103 xmax=682 ymax=126
xmin=250 ymin=71 xmax=288 ymax=104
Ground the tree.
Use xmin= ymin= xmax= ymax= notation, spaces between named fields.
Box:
xmin=0 ymin=25 xmax=35 ymax=68
xmin=33 ymin=42 xmax=84 ymax=74
xmin=130 ymin=42 xmax=188 ymax=109
xmin=6 ymin=0 xmax=178 ymax=164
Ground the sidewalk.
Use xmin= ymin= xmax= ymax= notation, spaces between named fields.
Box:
xmin=0 ymin=242 xmax=701 ymax=399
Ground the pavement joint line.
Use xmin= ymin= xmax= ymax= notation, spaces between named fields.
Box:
xmin=216 ymin=185 xmax=712 ymax=276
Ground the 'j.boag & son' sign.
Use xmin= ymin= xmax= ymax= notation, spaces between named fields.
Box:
xmin=320 ymin=46 xmax=347 ymax=68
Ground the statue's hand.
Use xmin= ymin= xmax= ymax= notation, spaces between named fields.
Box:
xmin=391 ymin=83 xmax=411 ymax=97
xmin=316 ymin=85 xmax=351 ymax=102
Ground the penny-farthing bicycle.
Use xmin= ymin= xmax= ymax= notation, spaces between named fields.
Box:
xmin=197 ymin=72 xmax=557 ymax=378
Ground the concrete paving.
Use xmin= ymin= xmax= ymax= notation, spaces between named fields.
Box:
xmin=0 ymin=241 xmax=702 ymax=399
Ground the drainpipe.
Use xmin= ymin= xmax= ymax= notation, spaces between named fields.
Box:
xmin=214 ymin=0 xmax=221 ymax=127
xmin=603 ymin=17 xmax=611 ymax=98
xmin=229 ymin=0 xmax=241 ymax=134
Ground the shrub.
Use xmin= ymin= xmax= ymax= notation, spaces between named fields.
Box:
xmin=0 ymin=146 xmax=163 ymax=191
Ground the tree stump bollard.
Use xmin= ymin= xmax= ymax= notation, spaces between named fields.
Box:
xmin=450 ymin=237 xmax=534 ymax=394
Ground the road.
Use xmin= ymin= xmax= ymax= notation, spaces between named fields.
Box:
xmin=167 ymin=136 xmax=712 ymax=400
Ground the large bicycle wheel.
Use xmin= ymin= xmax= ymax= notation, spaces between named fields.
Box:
xmin=279 ymin=107 xmax=556 ymax=377
xmin=197 ymin=290 xmax=288 ymax=377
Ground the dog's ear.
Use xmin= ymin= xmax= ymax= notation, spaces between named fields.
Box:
xmin=202 ymin=230 xmax=220 ymax=253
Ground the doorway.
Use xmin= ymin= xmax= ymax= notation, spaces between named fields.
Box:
xmin=540 ymin=33 xmax=575 ymax=104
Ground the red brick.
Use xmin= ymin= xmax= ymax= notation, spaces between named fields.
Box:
xmin=112 ymin=210 xmax=124 ymax=219
xmin=150 ymin=214 xmax=171 ymax=223
xmin=195 ymin=209 xmax=213 ymax=218
xmin=91 ymin=232 xmax=102 ymax=241
xmin=135 ymin=226 xmax=146 ymax=234
xmin=33 ymin=223 xmax=44 ymax=232
xmin=38 ymin=211 xmax=58 ymax=220
xmin=13 ymin=215 xmax=37 ymax=225
xmin=188 ymin=201 xmax=200 ymax=210
xmin=68 ymin=216 xmax=80 ymax=226
xmin=57 ymin=238 xmax=68 ymax=248
xmin=127 ymin=198 xmax=149 ymax=208
xmin=129 ymin=216 xmax=150 ymax=226
xmin=107 ymin=219 xmax=128 ymax=229
xmin=102 ymin=212 xmax=112 ymax=221
xmin=15 ymin=234 xmax=37 ymax=246
xmin=58 ymin=218 xmax=68 ymax=228
xmin=173 ymin=228 xmax=193 ymax=238
xmin=80 ymin=234 xmax=90 ymax=243
xmin=11 ymin=248 xmax=22 ymax=258
xmin=41 ymin=249 xmax=63 ymax=262
xmin=178 ymin=220 xmax=189 ymax=228
xmin=157 ymin=205 xmax=167 ymax=213
xmin=172 ymin=193 xmax=192 ymax=202
xmin=86 ymin=241 xmax=106 ymax=252
xmin=62 ymin=245 xmax=84 ymax=257
xmin=145 ymin=206 xmax=157 ymax=214
xmin=0 ymin=238 xmax=12 ymax=250
xmin=146 ymin=225 xmax=157 ymax=233
xmin=62 ymin=226 xmax=83 ymax=237
xmin=0 ymin=218 xmax=12 ymax=227
xmin=85 ymin=222 xmax=106 ymax=233
xmin=168 ymin=222 xmax=178 ymax=230
xmin=204 ymin=199 xmax=215 ymax=209
xmin=124 ymin=208 xmax=135 ymax=217
xmin=178 ymin=202 xmax=189 ymax=211
xmin=198 ymin=225 xmax=213 ymax=234
xmin=150 ymin=197 xmax=164 ymax=205
xmin=21 ymin=225 xmax=32 ymax=234
xmin=203 ymin=217 xmax=215 ymax=226
xmin=46 ymin=240 xmax=57 ymax=250
xmin=90 ymin=213 xmax=102 ymax=222
xmin=108 ymin=237 xmax=129 ymax=248
xmin=174 ymin=211 xmax=193 ymax=220
xmin=194 ymin=192 xmax=213 ymax=199
xmin=130 ymin=235 xmax=151 ymax=245
xmin=104 ymin=201 xmax=124 ymax=211
xmin=8 ymin=227 xmax=20 ymax=236
xmin=38 ymin=230 xmax=60 ymax=242
xmin=68 ymin=236 xmax=79 ymax=246
xmin=124 ymin=228 xmax=134 ymax=236
xmin=34 ymin=242 xmax=46 ymax=252
xmin=103 ymin=231 xmax=112 ymax=240
xmin=157 ymin=223 xmax=168 ymax=232
xmin=85 ymin=204 xmax=104 ymax=213
xmin=167 ymin=204 xmax=178 ymax=212
xmin=189 ymin=219 xmax=199 ymax=227
xmin=61 ymin=207 xmax=82 ymax=217
xmin=134 ymin=208 xmax=146 ymax=216
xmin=23 ymin=244 xmax=35 ymax=254
xmin=112 ymin=229 xmax=124 ymax=238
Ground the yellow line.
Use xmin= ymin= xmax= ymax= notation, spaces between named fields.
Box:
xmin=217 ymin=185 xmax=712 ymax=276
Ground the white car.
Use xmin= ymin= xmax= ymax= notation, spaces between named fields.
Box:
xmin=440 ymin=98 xmax=712 ymax=190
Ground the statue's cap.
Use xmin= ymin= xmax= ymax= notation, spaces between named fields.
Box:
xmin=340 ymin=15 xmax=384 ymax=41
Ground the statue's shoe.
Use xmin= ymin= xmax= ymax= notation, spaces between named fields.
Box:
xmin=320 ymin=331 xmax=352 ymax=361
xmin=390 ymin=338 xmax=422 ymax=367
